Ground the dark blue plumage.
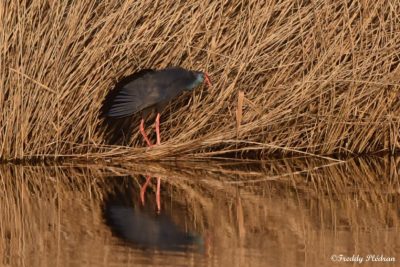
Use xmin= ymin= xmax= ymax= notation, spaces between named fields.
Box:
xmin=106 ymin=67 xmax=208 ymax=118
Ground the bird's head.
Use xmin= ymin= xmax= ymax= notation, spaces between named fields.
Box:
xmin=189 ymin=71 xmax=212 ymax=90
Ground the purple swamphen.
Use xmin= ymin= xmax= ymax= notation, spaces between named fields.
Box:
xmin=103 ymin=67 xmax=212 ymax=212
xmin=105 ymin=67 xmax=211 ymax=146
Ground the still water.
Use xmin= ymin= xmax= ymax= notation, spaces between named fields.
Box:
xmin=0 ymin=157 xmax=399 ymax=266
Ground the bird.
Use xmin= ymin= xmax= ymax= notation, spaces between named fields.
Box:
xmin=104 ymin=67 xmax=211 ymax=146
xmin=102 ymin=67 xmax=212 ymax=212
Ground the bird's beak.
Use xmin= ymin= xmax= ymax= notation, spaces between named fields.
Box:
xmin=204 ymin=73 xmax=212 ymax=87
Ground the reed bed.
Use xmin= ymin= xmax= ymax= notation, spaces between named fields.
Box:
xmin=1 ymin=0 xmax=399 ymax=161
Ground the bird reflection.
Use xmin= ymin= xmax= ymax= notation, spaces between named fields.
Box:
xmin=103 ymin=178 xmax=204 ymax=252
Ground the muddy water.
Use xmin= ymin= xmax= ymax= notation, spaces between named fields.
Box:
xmin=0 ymin=157 xmax=399 ymax=266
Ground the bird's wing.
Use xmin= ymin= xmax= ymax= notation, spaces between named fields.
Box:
xmin=106 ymin=68 xmax=192 ymax=118
xmin=106 ymin=74 xmax=162 ymax=118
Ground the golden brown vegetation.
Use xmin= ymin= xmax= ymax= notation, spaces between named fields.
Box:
xmin=1 ymin=0 xmax=399 ymax=160
xmin=0 ymin=157 xmax=399 ymax=266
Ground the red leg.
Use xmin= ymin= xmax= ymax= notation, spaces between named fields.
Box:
xmin=156 ymin=177 xmax=161 ymax=213
xmin=140 ymin=175 xmax=152 ymax=206
xmin=140 ymin=118 xmax=153 ymax=147
xmin=155 ymin=113 xmax=161 ymax=145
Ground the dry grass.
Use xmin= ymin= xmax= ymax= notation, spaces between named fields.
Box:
xmin=1 ymin=0 xmax=399 ymax=161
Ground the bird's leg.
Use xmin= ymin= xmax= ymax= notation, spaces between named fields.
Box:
xmin=140 ymin=175 xmax=152 ymax=205
xmin=156 ymin=176 xmax=161 ymax=213
xmin=155 ymin=113 xmax=161 ymax=145
xmin=140 ymin=118 xmax=153 ymax=147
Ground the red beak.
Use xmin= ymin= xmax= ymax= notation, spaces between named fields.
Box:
xmin=204 ymin=73 xmax=212 ymax=87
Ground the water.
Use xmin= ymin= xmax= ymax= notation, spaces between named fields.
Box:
xmin=0 ymin=157 xmax=399 ymax=266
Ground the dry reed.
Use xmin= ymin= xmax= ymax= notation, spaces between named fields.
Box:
xmin=1 ymin=0 xmax=399 ymax=161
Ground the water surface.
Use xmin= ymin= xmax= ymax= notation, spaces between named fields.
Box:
xmin=0 ymin=157 xmax=399 ymax=266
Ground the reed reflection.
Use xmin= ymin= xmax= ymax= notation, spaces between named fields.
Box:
xmin=0 ymin=156 xmax=398 ymax=266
